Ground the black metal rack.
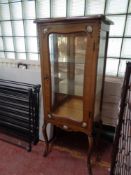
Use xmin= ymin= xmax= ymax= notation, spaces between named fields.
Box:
xmin=110 ymin=62 xmax=131 ymax=175
xmin=0 ymin=79 xmax=41 ymax=151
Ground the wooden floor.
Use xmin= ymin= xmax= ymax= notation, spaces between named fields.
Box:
xmin=53 ymin=97 xmax=83 ymax=122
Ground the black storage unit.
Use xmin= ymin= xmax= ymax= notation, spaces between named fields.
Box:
xmin=0 ymin=79 xmax=41 ymax=151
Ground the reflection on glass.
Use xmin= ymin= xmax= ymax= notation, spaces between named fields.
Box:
xmin=49 ymin=33 xmax=87 ymax=122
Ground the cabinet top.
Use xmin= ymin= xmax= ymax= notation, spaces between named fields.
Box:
xmin=34 ymin=15 xmax=113 ymax=25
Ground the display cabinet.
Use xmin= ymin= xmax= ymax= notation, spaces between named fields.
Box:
xmin=35 ymin=16 xmax=112 ymax=175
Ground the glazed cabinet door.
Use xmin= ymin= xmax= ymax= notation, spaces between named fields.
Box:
xmin=49 ymin=32 xmax=86 ymax=122
xmin=40 ymin=23 xmax=97 ymax=126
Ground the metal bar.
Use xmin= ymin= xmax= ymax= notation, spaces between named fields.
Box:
xmin=0 ymin=78 xmax=40 ymax=87
xmin=28 ymin=89 xmax=32 ymax=152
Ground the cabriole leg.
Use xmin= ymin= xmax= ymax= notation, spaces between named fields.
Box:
xmin=42 ymin=121 xmax=49 ymax=157
xmin=87 ymin=134 xmax=93 ymax=175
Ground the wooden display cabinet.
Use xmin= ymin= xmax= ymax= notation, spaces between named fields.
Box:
xmin=35 ymin=16 xmax=112 ymax=175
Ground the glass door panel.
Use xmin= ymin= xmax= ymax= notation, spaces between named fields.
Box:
xmin=49 ymin=32 xmax=87 ymax=122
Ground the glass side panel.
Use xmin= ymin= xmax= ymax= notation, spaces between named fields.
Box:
xmin=94 ymin=31 xmax=106 ymax=121
xmin=49 ymin=33 xmax=87 ymax=122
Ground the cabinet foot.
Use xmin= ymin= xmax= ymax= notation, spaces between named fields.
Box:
xmin=87 ymin=135 xmax=93 ymax=175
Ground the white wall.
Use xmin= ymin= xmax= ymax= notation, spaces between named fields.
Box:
xmin=0 ymin=66 xmax=53 ymax=141
xmin=0 ymin=66 xmax=123 ymax=141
